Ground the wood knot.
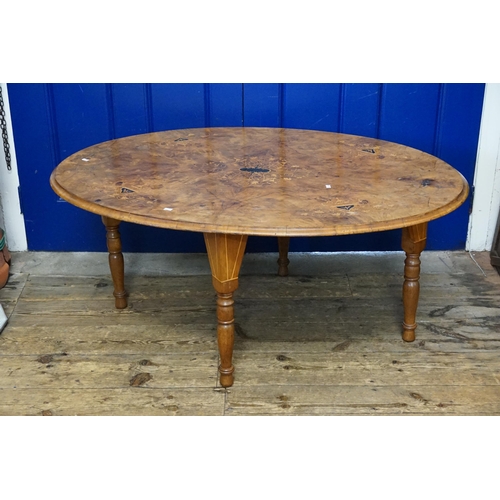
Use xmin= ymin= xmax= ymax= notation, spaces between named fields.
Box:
xmin=276 ymin=354 xmax=290 ymax=362
xmin=37 ymin=355 xmax=53 ymax=364
xmin=130 ymin=372 xmax=152 ymax=386
xmin=410 ymin=392 xmax=428 ymax=403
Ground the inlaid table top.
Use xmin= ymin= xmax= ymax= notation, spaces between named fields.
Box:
xmin=50 ymin=127 xmax=469 ymax=237
xmin=50 ymin=127 xmax=470 ymax=388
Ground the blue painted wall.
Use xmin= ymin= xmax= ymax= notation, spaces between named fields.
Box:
xmin=8 ymin=83 xmax=485 ymax=252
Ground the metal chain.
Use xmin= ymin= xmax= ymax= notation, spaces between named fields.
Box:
xmin=0 ymin=85 xmax=12 ymax=171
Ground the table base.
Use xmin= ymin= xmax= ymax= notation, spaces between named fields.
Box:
xmin=101 ymin=218 xmax=428 ymax=387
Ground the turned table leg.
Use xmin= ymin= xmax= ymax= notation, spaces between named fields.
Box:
xmin=204 ymin=233 xmax=248 ymax=388
xmin=102 ymin=216 xmax=128 ymax=309
xmin=401 ymin=222 xmax=427 ymax=342
xmin=277 ymin=237 xmax=290 ymax=277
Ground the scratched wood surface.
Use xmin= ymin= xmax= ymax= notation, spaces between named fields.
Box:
xmin=50 ymin=128 xmax=469 ymax=236
xmin=1 ymin=252 xmax=499 ymax=415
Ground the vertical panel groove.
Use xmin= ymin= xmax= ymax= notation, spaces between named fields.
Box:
xmin=204 ymin=84 xmax=211 ymax=128
xmin=279 ymin=84 xmax=285 ymax=127
xmin=338 ymin=83 xmax=345 ymax=133
xmin=241 ymin=83 xmax=244 ymax=125
xmin=242 ymin=84 xmax=245 ymax=127
xmin=433 ymin=83 xmax=445 ymax=156
xmin=145 ymin=84 xmax=154 ymax=132
xmin=376 ymin=83 xmax=384 ymax=138
xmin=105 ymin=84 xmax=116 ymax=140
xmin=45 ymin=83 xmax=61 ymax=166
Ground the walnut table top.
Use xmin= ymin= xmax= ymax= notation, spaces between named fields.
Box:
xmin=50 ymin=127 xmax=469 ymax=238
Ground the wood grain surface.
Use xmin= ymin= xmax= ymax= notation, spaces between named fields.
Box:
xmin=50 ymin=127 xmax=469 ymax=236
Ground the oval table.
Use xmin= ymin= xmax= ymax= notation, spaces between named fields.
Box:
xmin=50 ymin=127 xmax=469 ymax=387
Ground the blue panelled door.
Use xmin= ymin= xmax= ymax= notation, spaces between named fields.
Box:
xmin=8 ymin=83 xmax=484 ymax=252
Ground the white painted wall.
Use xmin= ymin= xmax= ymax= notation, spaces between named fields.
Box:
xmin=467 ymin=83 xmax=500 ymax=251
xmin=0 ymin=83 xmax=27 ymax=251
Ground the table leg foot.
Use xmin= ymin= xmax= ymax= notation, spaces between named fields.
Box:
xmin=401 ymin=223 xmax=427 ymax=342
xmin=217 ymin=291 xmax=236 ymax=388
xmin=102 ymin=216 xmax=127 ymax=309
xmin=277 ymin=236 xmax=290 ymax=277
xmin=402 ymin=324 xmax=417 ymax=342
xmin=204 ymin=233 xmax=247 ymax=388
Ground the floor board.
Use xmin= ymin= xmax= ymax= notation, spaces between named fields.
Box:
xmin=1 ymin=251 xmax=499 ymax=416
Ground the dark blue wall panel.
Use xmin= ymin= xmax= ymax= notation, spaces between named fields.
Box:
xmin=51 ymin=84 xmax=112 ymax=160
xmin=208 ymin=84 xmax=243 ymax=127
xmin=151 ymin=84 xmax=205 ymax=131
xmin=111 ymin=84 xmax=149 ymax=138
xmin=283 ymin=84 xmax=342 ymax=131
xmin=340 ymin=83 xmax=381 ymax=137
xmin=426 ymin=84 xmax=485 ymax=250
xmin=8 ymin=84 xmax=114 ymax=251
xmin=379 ymin=84 xmax=442 ymax=154
xmin=7 ymin=84 xmax=60 ymax=250
xmin=243 ymin=84 xmax=282 ymax=127
xmin=8 ymin=83 xmax=485 ymax=253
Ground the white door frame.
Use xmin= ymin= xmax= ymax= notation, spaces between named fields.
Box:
xmin=466 ymin=83 xmax=500 ymax=251
xmin=0 ymin=83 xmax=498 ymax=253
xmin=0 ymin=83 xmax=27 ymax=251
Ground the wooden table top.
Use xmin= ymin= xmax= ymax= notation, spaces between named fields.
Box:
xmin=50 ymin=127 xmax=469 ymax=236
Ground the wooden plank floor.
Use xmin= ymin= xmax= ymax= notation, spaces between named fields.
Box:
xmin=1 ymin=251 xmax=499 ymax=415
